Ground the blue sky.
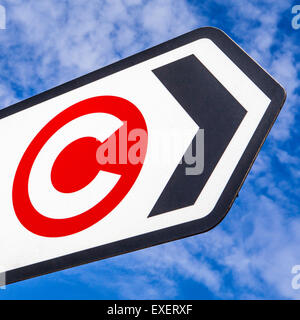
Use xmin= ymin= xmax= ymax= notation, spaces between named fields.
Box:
xmin=0 ymin=0 xmax=299 ymax=299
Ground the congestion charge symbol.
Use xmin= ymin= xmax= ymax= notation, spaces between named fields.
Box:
xmin=12 ymin=96 xmax=148 ymax=237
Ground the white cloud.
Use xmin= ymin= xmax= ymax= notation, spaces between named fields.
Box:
xmin=0 ymin=0 xmax=202 ymax=100
xmin=62 ymin=239 xmax=223 ymax=299
xmin=0 ymin=83 xmax=17 ymax=109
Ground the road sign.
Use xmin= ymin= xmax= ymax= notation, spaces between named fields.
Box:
xmin=0 ymin=27 xmax=286 ymax=284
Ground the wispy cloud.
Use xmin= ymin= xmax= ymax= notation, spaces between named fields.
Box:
xmin=0 ymin=0 xmax=202 ymax=104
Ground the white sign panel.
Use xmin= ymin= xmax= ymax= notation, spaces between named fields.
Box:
xmin=0 ymin=27 xmax=285 ymax=284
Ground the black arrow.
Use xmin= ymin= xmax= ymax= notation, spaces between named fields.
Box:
xmin=148 ymin=54 xmax=247 ymax=217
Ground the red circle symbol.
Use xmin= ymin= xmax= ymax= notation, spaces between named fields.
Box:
xmin=12 ymin=96 xmax=148 ymax=237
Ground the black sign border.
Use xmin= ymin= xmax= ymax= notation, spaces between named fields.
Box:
xmin=2 ymin=27 xmax=286 ymax=285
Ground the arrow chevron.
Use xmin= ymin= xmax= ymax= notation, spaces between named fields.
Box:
xmin=148 ymin=54 xmax=247 ymax=217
